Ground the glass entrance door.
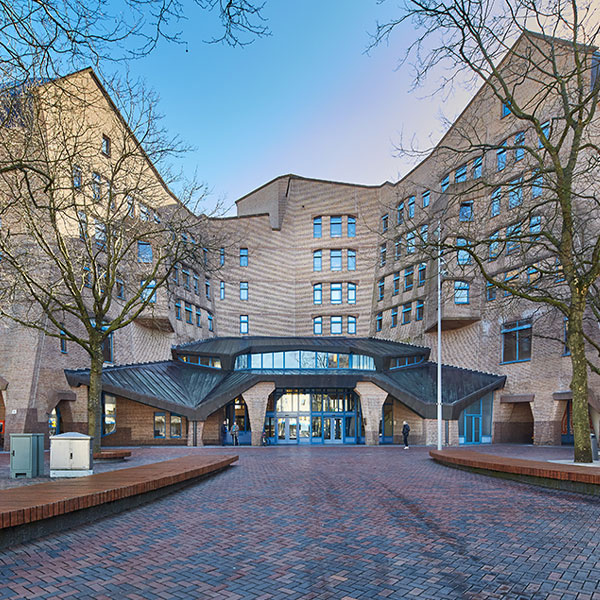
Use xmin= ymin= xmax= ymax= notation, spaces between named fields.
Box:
xmin=277 ymin=417 xmax=298 ymax=444
xmin=323 ymin=417 xmax=343 ymax=443
xmin=465 ymin=415 xmax=481 ymax=444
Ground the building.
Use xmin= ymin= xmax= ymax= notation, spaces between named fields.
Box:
xmin=1 ymin=32 xmax=600 ymax=448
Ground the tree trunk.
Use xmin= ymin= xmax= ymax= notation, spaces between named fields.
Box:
xmin=88 ymin=350 xmax=104 ymax=454
xmin=569 ymin=309 xmax=593 ymax=463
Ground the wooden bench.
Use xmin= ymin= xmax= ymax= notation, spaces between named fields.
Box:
xmin=0 ymin=453 xmax=238 ymax=546
xmin=93 ymin=449 xmax=132 ymax=460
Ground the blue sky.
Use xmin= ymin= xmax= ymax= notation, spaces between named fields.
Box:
xmin=131 ymin=1 xmax=471 ymax=214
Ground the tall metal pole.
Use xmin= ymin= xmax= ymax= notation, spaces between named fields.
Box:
xmin=437 ymin=227 xmax=443 ymax=451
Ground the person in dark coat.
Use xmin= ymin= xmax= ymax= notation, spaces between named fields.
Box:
xmin=221 ymin=421 xmax=228 ymax=446
xmin=402 ymin=421 xmax=410 ymax=449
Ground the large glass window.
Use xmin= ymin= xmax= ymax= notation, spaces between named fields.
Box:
xmin=347 ymin=249 xmax=356 ymax=271
xmin=330 ymin=249 xmax=342 ymax=271
xmin=154 ymin=412 xmax=166 ymax=438
xmin=330 ymin=316 xmax=343 ymax=335
xmin=330 ymin=216 xmax=342 ymax=237
xmin=170 ymin=415 xmax=182 ymax=438
xmin=457 ymin=237 xmax=471 ymax=265
xmin=454 ymin=281 xmax=470 ymax=304
xmin=313 ymin=283 xmax=322 ymax=305
xmin=502 ymin=319 xmax=532 ymax=363
xmin=331 ymin=283 xmax=343 ymax=304
xmin=313 ymin=217 xmax=322 ymax=238
xmin=347 ymin=216 xmax=356 ymax=237
xmin=459 ymin=201 xmax=473 ymax=222
xmin=103 ymin=394 xmax=116 ymax=435
xmin=313 ymin=250 xmax=322 ymax=271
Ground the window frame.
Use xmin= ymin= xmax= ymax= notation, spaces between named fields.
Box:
xmin=501 ymin=319 xmax=532 ymax=364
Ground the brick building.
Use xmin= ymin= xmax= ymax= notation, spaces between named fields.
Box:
xmin=1 ymin=32 xmax=600 ymax=448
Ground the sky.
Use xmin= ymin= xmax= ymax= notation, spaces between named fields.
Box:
xmin=130 ymin=1 xmax=473 ymax=215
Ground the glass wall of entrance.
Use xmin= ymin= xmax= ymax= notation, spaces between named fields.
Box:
xmin=264 ymin=388 xmax=362 ymax=444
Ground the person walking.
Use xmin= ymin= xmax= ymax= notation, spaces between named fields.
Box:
xmin=230 ymin=421 xmax=240 ymax=446
xmin=221 ymin=421 xmax=228 ymax=446
xmin=402 ymin=421 xmax=410 ymax=449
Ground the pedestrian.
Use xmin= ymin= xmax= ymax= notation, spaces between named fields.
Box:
xmin=402 ymin=421 xmax=410 ymax=449
xmin=230 ymin=421 xmax=240 ymax=446
xmin=221 ymin=421 xmax=228 ymax=446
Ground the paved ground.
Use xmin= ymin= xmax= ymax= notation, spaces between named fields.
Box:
xmin=1 ymin=445 xmax=599 ymax=599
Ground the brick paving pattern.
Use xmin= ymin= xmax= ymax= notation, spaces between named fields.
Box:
xmin=0 ymin=445 xmax=599 ymax=599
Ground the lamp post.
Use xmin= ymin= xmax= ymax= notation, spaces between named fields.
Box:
xmin=437 ymin=226 xmax=443 ymax=451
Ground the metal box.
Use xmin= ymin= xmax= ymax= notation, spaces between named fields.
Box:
xmin=10 ymin=433 xmax=45 ymax=478
xmin=50 ymin=432 xmax=93 ymax=477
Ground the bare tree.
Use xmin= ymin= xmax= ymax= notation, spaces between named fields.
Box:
xmin=372 ymin=1 xmax=600 ymax=461
xmin=0 ymin=70 xmax=222 ymax=451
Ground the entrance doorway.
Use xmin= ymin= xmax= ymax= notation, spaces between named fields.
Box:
xmin=323 ymin=416 xmax=343 ymax=443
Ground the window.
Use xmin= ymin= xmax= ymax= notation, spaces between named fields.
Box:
xmin=404 ymin=267 xmax=414 ymax=291
xmin=527 ymin=266 xmax=540 ymax=287
xmin=126 ymin=196 xmax=135 ymax=218
xmin=78 ymin=211 xmax=87 ymax=240
xmin=455 ymin=164 xmax=467 ymax=183
xmin=530 ymin=215 xmax=541 ymax=240
xmin=95 ymin=221 xmax=107 ymax=249
xmin=555 ymin=258 xmax=565 ymax=282
xmin=240 ymin=281 xmax=248 ymax=301
xmin=331 ymin=282 xmax=343 ymax=304
xmin=182 ymin=269 xmax=190 ymax=290
xmin=563 ymin=317 xmax=570 ymax=356
xmin=240 ymin=315 xmax=249 ymax=335
xmin=313 ymin=283 xmax=322 ymax=305
xmin=497 ymin=141 xmax=507 ymax=171
xmin=486 ymin=282 xmax=496 ymax=301
xmin=313 ymin=250 xmax=322 ymax=272
xmin=172 ymin=264 xmax=179 ymax=285
xmin=347 ymin=216 xmax=356 ymax=237
xmin=489 ymin=232 xmax=500 ymax=261
xmin=84 ymin=266 xmax=92 ymax=288
xmin=454 ymin=280 xmax=470 ymax=304
xmin=381 ymin=213 xmax=389 ymax=233
xmin=393 ymin=272 xmax=400 ymax=295
xmin=491 ymin=187 xmax=501 ymax=217
xmin=92 ymin=172 xmax=102 ymax=201
xmin=141 ymin=279 xmax=156 ymax=303
xmin=196 ymin=306 xmax=202 ymax=327
xmin=422 ymin=190 xmax=430 ymax=208
xmin=509 ymin=178 xmax=523 ymax=208
xmin=378 ymin=278 xmax=385 ymax=301
xmin=459 ymin=201 xmax=473 ymax=222
xmin=73 ymin=165 xmax=82 ymax=190
xmin=205 ymin=278 xmax=211 ymax=299
xmin=391 ymin=307 xmax=398 ymax=328
xmin=331 ymin=249 xmax=342 ymax=271
xmin=376 ymin=312 xmax=382 ymax=332
xmin=330 ymin=216 xmax=342 ymax=237
xmin=402 ymin=303 xmax=411 ymax=324
xmin=379 ymin=244 xmax=386 ymax=267
xmin=185 ymin=302 xmax=193 ymax=324
xmin=501 ymin=101 xmax=511 ymax=118
xmin=101 ymin=135 xmax=111 ymax=156
xmin=506 ymin=224 xmax=521 ymax=254
xmin=348 ymin=315 xmax=357 ymax=335
xmin=175 ymin=300 xmax=182 ymax=320
xmin=239 ymin=248 xmax=248 ymax=266
xmin=396 ymin=202 xmax=404 ymax=225
xmin=103 ymin=394 xmax=116 ymax=435
xmin=418 ymin=263 xmax=426 ymax=286
xmin=60 ymin=327 xmax=68 ymax=353
xmin=532 ymin=172 xmax=543 ymax=198
xmin=441 ymin=174 xmax=450 ymax=192
xmin=347 ymin=282 xmax=356 ymax=304
xmin=220 ymin=247 xmax=225 ymax=266
xmin=347 ymin=249 xmax=356 ymax=271
xmin=154 ymin=412 xmax=166 ymax=438
xmin=170 ymin=415 xmax=182 ymax=438
xmin=394 ymin=237 xmax=402 ymax=260
xmin=313 ymin=216 xmax=322 ymax=238
xmin=138 ymin=240 xmax=152 ymax=264
xmin=408 ymin=196 xmax=415 ymax=219
xmin=515 ymin=131 xmax=525 ymax=161
xmin=415 ymin=300 xmax=424 ymax=321
xmin=457 ymin=237 xmax=471 ymax=265
xmin=102 ymin=330 xmax=113 ymax=363
xmin=504 ymin=270 xmax=518 ymax=295
xmin=501 ymin=319 xmax=532 ymax=363
xmin=115 ymin=278 xmax=124 ymax=299
xmin=208 ymin=313 xmax=214 ymax=331
xmin=331 ymin=316 xmax=343 ymax=335
xmin=194 ymin=273 xmax=200 ymax=295
xmin=539 ymin=121 xmax=550 ymax=148
xmin=406 ymin=231 xmax=415 ymax=254
xmin=473 ymin=156 xmax=482 ymax=179
xmin=313 ymin=316 xmax=323 ymax=335
xmin=139 ymin=203 xmax=149 ymax=222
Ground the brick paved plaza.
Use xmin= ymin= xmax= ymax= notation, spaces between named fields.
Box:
xmin=1 ymin=446 xmax=599 ymax=599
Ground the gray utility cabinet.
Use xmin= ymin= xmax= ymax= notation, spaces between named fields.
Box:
xmin=50 ymin=432 xmax=93 ymax=477
xmin=10 ymin=433 xmax=45 ymax=478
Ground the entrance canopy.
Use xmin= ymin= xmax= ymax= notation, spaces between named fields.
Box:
xmin=65 ymin=336 xmax=505 ymax=420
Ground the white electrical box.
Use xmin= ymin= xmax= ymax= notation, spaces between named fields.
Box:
xmin=50 ymin=432 xmax=93 ymax=477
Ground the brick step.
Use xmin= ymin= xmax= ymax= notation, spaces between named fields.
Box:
xmin=92 ymin=450 xmax=132 ymax=460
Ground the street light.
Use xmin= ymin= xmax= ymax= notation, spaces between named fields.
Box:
xmin=437 ymin=226 xmax=444 ymax=451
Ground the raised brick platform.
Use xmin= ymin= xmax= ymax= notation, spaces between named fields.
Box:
xmin=430 ymin=448 xmax=600 ymax=494
xmin=0 ymin=453 xmax=237 ymax=547
xmin=92 ymin=449 xmax=132 ymax=460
